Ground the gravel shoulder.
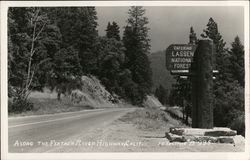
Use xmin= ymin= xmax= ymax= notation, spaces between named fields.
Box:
xmin=48 ymin=108 xmax=245 ymax=152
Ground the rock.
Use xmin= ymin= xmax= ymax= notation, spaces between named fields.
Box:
xmin=160 ymin=106 xmax=166 ymax=110
xmin=165 ymin=132 xmax=186 ymax=142
xmin=213 ymin=127 xmax=232 ymax=131
xmin=167 ymin=127 xmax=239 ymax=144
xmin=69 ymin=75 xmax=120 ymax=107
xmin=166 ymin=132 xmax=237 ymax=144
xmin=144 ymin=95 xmax=163 ymax=108
xmin=184 ymin=135 xmax=218 ymax=143
xmin=218 ymin=137 xmax=234 ymax=144
xmin=186 ymin=136 xmax=235 ymax=144
xmin=204 ymin=130 xmax=237 ymax=137
xmin=170 ymin=128 xmax=210 ymax=136
xmin=169 ymin=127 xmax=237 ymax=137
xmin=233 ymin=135 xmax=245 ymax=145
xmin=170 ymin=127 xmax=185 ymax=135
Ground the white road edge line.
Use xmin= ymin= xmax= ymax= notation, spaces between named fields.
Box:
xmin=8 ymin=109 xmax=105 ymax=120
xmin=8 ymin=110 xmax=107 ymax=129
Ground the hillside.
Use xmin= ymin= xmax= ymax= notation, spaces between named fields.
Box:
xmin=148 ymin=50 xmax=175 ymax=91
xmin=9 ymin=75 xmax=121 ymax=117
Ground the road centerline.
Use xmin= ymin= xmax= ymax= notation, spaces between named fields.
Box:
xmin=8 ymin=109 xmax=114 ymax=129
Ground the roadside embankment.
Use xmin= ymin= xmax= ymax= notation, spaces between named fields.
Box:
xmin=8 ymin=75 xmax=124 ymax=117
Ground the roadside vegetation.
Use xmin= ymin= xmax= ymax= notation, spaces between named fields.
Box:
xmin=120 ymin=107 xmax=186 ymax=131
xmin=8 ymin=7 xmax=152 ymax=114
xmin=8 ymin=91 xmax=94 ymax=117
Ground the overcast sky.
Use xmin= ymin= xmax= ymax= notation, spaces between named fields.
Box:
xmin=96 ymin=6 xmax=244 ymax=53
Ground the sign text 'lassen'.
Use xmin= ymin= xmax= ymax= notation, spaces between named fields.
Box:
xmin=166 ymin=44 xmax=196 ymax=72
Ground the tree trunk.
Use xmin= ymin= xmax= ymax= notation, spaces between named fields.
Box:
xmin=185 ymin=112 xmax=189 ymax=125
xmin=57 ymin=92 xmax=61 ymax=101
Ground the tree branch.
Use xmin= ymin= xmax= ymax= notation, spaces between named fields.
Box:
xmin=26 ymin=9 xmax=38 ymax=93
xmin=34 ymin=22 xmax=46 ymax=41
xmin=26 ymin=58 xmax=51 ymax=97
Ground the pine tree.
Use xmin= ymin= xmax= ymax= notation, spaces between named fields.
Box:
xmin=106 ymin=21 xmax=120 ymax=41
xmin=230 ymin=36 xmax=244 ymax=86
xmin=95 ymin=36 xmax=125 ymax=95
xmin=53 ymin=7 xmax=98 ymax=74
xmin=201 ymin=17 xmax=234 ymax=93
xmin=189 ymin=26 xmax=198 ymax=44
xmin=124 ymin=7 xmax=150 ymax=53
xmin=45 ymin=7 xmax=100 ymax=99
xmin=201 ymin=18 xmax=231 ymax=82
xmin=201 ymin=18 xmax=226 ymax=54
xmin=201 ymin=18 xmax=244 ymax=132
xmin=118 ymin=69 xmax=141 ymax=105
xmin=122 ymin=6 xmax=152 ymax=104
xmin=50 ymin=47 xmax=82 ymax=100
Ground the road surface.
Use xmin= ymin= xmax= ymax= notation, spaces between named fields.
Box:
xmin=8 ymin=108 xmax=134 ymax=152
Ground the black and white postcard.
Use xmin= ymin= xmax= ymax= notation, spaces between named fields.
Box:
xmin=1 ymin=1 xmax=249 ymax=160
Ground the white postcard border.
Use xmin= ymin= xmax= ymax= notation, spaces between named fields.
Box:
xmin=1 ymin=1 xmax=249 ymax=160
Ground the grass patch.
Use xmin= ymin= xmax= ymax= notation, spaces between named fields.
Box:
xmin=120 ymin=107 xmax=186 ymax=131
xmin=8 ymin=96 xmax=95 ymax=117
xmin=165 ymin=107 xmax=192 ymax=125
xmin=230 ymin=114 xmax=245 ymax=137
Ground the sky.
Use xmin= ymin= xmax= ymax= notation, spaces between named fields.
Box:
xmin=96 ymin=6 xmax=244 ymax=53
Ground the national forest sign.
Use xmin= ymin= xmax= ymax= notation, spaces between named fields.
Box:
xmin=166 ymin=44 xmax=197 ymax=74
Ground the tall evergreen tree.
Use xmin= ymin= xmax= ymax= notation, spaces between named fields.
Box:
xmin=52 ymin=7 xmax=98 ymax=74
xmin=189 ymin=26 xmax=198 ymax=44
xmin=201 ymin=18 xmax=232 ymax=83
xmin=201 ymin=18 xmax=234 ymax=92
xmin=201 ymin=18 xmax=226 ymax=54
xmin=230 ymin=36 xmax=244 ymax=86
xmin=50 ymin=46 xmax=82 ymax=100
xmin=106 ymin=21 xmax=120 ymax=41
xmin=201 ymin=18 xmax=244 ymax=132
xmin=122 ymin=6 xmax=152 ymax=104
xmin=95 ymin=36 xmax=125 ymax=95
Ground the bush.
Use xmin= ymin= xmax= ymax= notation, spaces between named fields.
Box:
xmin=8 ymin=97 xmax=34 ymax=113
xmin=214 ymin=81 xmax=244 ymax=127
xmin=230 ymin=113 xmax=245 ymax=136
xmin=144 ymin=108 xmax=169 ymax=122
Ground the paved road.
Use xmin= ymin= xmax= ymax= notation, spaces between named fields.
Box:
xmin=8 ymin=108 xmax=134 ymax=152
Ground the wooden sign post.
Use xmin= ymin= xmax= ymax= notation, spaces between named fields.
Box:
xmin=191 ymin=40 xmax=213 ymax=128
xmin=166 ymin=40 xmax=214 ymax=129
